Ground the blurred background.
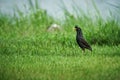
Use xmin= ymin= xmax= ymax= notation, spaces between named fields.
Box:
xmin=0 ymin=0 xmax=120 ymax=45
xmin=0 ymin=0 xmax=120 ymax=20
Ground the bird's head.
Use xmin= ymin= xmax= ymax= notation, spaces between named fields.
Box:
xmin=74 ymin=25 xmax=81 ymax=32
xmin=74 ymin=25 xmax=83 ymax=36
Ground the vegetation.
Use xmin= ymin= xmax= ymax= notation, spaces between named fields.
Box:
xmin=0 ymin=0 xmax=120 ymax=80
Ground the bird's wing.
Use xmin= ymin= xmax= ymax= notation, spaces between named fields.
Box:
xmin=79 ymin=38 xmax=92 ymax=50
xmin=80 ymin=38 xmax=89 ymax=46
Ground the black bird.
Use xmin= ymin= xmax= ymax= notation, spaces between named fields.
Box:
xmin=75 ymin=25 xmax=92 ymax=52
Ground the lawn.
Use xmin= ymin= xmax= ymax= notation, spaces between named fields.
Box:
xmin=0 ymin=37 xmax=120 ymax=80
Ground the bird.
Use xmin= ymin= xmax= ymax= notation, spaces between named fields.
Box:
xmin=74 ymin=25 xmax=92 ymax=52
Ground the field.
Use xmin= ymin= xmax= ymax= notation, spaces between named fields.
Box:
xmin=0 ymin=44 xmax=120 ymax=80
xmin=0 ymin=0 xmax=120 ymax=80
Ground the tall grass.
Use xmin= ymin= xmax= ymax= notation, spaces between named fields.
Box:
xmin=0 ymin=0 xmax=120 ymax=55
xmin=0 ymin=0 xmax=120 ymax=45
xmin=0 ymin=0 xmax=120 ymax=56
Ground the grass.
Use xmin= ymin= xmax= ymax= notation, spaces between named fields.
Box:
xmin=0 ymin=45 xmax=120 ymax=80
xmin=0 ymin=32 xmax=120 ymax=80
xmin=0 ymin=0 xmax=120 ymax=80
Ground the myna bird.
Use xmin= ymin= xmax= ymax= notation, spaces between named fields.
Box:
xmin=75 ymin=25 xmax=92 ymax=52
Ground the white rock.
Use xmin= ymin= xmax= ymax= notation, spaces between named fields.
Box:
xmin=47 ymin=23 xmax=62 ymax=32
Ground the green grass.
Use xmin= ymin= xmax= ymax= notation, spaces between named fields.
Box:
xmin=0 ymin=0 xmax=120 ymax=80
xmin=0 ymin=45 xmax=120 ymax=80
xmin=0 ymin=32 xmax=120 ymax=80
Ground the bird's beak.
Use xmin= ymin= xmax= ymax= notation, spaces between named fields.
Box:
xmin=74 ymin=27 xmax=76 ymax=31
